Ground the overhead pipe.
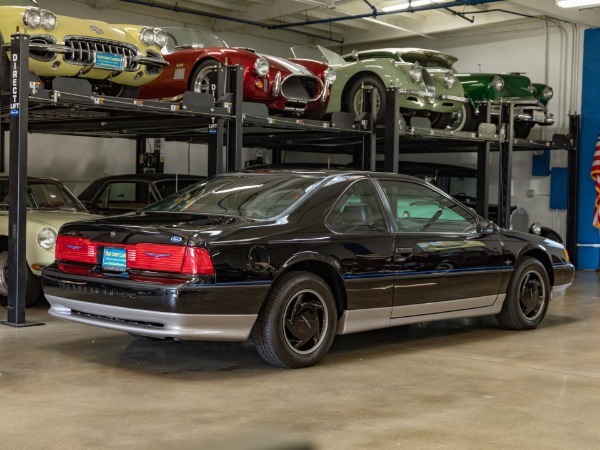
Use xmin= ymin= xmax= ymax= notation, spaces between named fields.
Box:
xmin=117 ymin=0 xmax=345 ymax=43
xmin=268 ymin=0 xmax=504 ymax=30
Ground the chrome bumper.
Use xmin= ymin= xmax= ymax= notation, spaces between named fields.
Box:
xmin=476 ymin=100 xmax=554 ymax=125
xmin=440 ymin=94 xmax=468 ymax=103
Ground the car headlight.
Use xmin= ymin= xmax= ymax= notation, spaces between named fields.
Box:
xmin=140 ymin=27 xmax=155 ymax=46
xmin=154 ymin=28 xmax=168 ymax=48
xmin=41 ymin=11 xmax=57 ymax=30
xmin=409 ymin=63 xmax=423 ymax=83
xmin=324 ymin=67 xmax=336 ymax=84
xmin=443 ymin=71 xmax=456 ymax=89
xmin=254 ymin=57 xmax=269 ymax=77
xmin=542 ymin=86 xmax=553 ymax=100
xmin=529 ymin=222 xmax=542 ymax=236
xmin=37 ymin=227 xmax=57 ymax=250
xmin=23 ymin=8 xmax=42 ymax=29
xmin=492 ymin=75 xmax=504 ymax=92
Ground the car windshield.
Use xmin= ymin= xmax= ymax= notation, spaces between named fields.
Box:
xmin=399 ymin=52 xmax=453 ymax=70
xmin=0 ymin=179 xmax=87 ymax=212
xmin=291 ymin=45 xmax=345 ymax=65
xmin=163 ymin=28 xmax=227 ymax=51
xmin=144 ymin=174 xmax=324 ymax=219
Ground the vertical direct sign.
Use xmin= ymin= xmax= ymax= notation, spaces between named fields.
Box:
xmin=6 ymin=33 xmax=29 ymax=325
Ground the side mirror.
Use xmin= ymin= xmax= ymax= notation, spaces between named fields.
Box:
xmin=480 ymin=219 xmax=497 ymax=234
xmin=351 ymin=50 xmax=359 ymax=61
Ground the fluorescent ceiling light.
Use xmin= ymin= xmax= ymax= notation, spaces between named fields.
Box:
xmin=557 ymin=0 xmax=600 ymax=7
xmin=381 ymin=0 xmax=449 ymax=13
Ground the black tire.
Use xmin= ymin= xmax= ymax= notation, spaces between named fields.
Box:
xmin=190 ymin=59 xmax=221 ymax=97
xmin=0 ymin=248 xmax=42 ymax=307
xmin=252 ymin=271 xmax=337 ymax=368
xmin=447 ymin=102 xmax=478 ymax=132
xmin=346 ymin=75 xmax=386 ymax=124
xmin=513 ymin=121 xmax=534 ymax=139
xmin=496 ymin=257 xmax=550 ymax=330
xmin=429 ymin=112 xmax=452 ymax=129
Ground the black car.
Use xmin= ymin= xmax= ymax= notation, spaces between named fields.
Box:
xmin=43 ymin=170 xmax=574 ymax=368
xmin=78 ymin=173 xmax=205 ymax=215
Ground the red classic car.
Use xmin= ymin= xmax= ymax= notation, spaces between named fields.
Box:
xmin=138 ymin=28 xmax=336 ymax=119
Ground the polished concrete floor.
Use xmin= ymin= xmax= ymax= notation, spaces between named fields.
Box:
xmin=1 ymin=271 xmax=599 ymax=449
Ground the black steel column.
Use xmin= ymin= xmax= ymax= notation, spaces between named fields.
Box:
xmin=226 ymin=65 xmax=243 ymax=172
xmin=207 ymin=117 xmax=225 ymax=176
xmin=359 ymin=85 xmax=375 ymax=171
xmin=476 ymin=142 xmax=490 ymax=219
xmin=4 ymin=33 xmax=31 ymax=326
xmin=135 ymin=137 xmax=146 ymax=174
xmin=566 ymin=114 xmax=580 ymax=265
xmin=497 ymin=101 xmax=514 ymax=229
xmin=383 ymin=88 xmax=400 ymax=173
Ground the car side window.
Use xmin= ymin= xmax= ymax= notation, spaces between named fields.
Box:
xmin=327 ymin=180 xmax=387 ymax=233
xmin=378 ymin=179 xmax=478 ymax=233
xmin=93 ymin=182 xmax=157 ymax=210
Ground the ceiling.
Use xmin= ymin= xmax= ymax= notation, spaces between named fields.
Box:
xmin=92 ymin=0 xmax=600 ymax=46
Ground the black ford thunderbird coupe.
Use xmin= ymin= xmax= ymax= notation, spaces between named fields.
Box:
xmin=42 ymin=170 xmax=574 ymax=368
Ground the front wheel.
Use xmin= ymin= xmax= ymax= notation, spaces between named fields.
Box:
xmin=496 ymin=257 xmax=550 ymax=330
xmin=513 ymin=121 xmax=534 ymax=139
xmin=447 ymin=103 xmax=478 ymax=132
xmin=252 ymin=271 xmax=337 ymax=368
xmin=0 ymin=249 xmax=42 ymax=307
xmin=190 ymin=59 xmax=221 ymax=97
xmin=429 ymin=112 xmax=452 ymax=129
xmin=346 ymin=76 xmax=386 ymax=124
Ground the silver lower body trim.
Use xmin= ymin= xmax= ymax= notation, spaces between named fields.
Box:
xmin=46 ymin=295 xmax=257 ymax=341
xmin=337 ymin=294 xmax=506 ymax=335
xmin=440 ymin=94 xmax=468 ymax=102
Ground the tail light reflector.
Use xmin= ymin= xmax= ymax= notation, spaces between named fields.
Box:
xmin=181 ymin=247 xmax=214 ymax=275
xmin=55 ymin=236 xmax=97 ymax=264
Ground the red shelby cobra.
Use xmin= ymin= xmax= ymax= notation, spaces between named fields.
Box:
xmin=138 ymin=28 xmax=336 ymax=118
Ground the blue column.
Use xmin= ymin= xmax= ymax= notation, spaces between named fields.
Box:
xmin=578 ymin=28 xmax=600 ymax=269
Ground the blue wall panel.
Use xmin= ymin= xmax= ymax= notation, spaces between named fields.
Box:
xmin=577 ymin=28 xmax=600 ymax=269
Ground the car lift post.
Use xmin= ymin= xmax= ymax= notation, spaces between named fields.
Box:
xmin=567 ymin=114 xmax=580 ymax=265
xmin=383 ymin=88 xmax=400 ymax=174
xmin=226 ymin=65 xmax=243 ymax=172
xmin=207 ymin=66 xmax=226 ymax=176
xmin=497 ymin=101 xmax=515 ymax=229
xmin=476 ymin=101 xmax=492 ymax=219
xmin=2 ymin=32 xmax=40 ymax=327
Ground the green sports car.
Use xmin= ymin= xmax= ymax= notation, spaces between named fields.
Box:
xmin=290 ymin=45 xmax=467 ymax=128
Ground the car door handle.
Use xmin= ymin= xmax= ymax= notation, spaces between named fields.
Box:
xmin=395 ymin=247 xmax=413 ymax=257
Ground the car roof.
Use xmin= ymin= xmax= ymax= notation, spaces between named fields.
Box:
xmin=85 ymin=173 xmax=205 ymax=182
xmin=0 ymin=174 xmax=62 ymax=183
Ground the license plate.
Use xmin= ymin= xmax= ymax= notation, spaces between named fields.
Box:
xmin=102 ymin=247 xmax=127 ymax=271
xmin=94 ymin=52 xmax=124 ymax=71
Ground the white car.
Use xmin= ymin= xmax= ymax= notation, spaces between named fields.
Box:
xmin=0 ymin=176 xmax=100 ymax=306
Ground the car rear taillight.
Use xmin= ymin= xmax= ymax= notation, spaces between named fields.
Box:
xmin=181 ymin=247 xmax=214 ymax=275
xmin=55 ymin=236 xmax=97 ymax=264
xmin=55 ymin=235 xmax=214 ymax=276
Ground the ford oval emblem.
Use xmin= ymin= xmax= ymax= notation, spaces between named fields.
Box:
xmin=171 ymin=236 xmax=182 ymax=243
xmin=90 ymin=25 xmax=104 ymax=34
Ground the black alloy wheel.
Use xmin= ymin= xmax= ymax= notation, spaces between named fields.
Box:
xmin=496 ymin=257 xmax=550 ymax=330
xmin=252 ymin=271 xmax=337 ymax=368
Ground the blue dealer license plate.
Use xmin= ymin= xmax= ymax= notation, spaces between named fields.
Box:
xmin=102 ymin=247 xmax=127 ymax=271
xmin=94 ymin=52 xmax=124 ymax=71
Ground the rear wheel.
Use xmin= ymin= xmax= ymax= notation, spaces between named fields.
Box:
xmin=496 ymin=257 xmax=550 ymax=330
xmin=252 ymin=271 xmax=337 ymax=368
xmin=0 ymin=248 xmax=42 ymax=307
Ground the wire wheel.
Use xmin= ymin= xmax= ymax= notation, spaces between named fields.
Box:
xmin=191 ymin=60 xmax=220 ymax=95
xmin=0 ymin=250 xmax=8 ymax=297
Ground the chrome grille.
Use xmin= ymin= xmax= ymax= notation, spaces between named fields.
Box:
xmin=281 ymin=75 xmax=320 ymax=101
xmin=64 ymin=37 xmax=139 ymax=70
